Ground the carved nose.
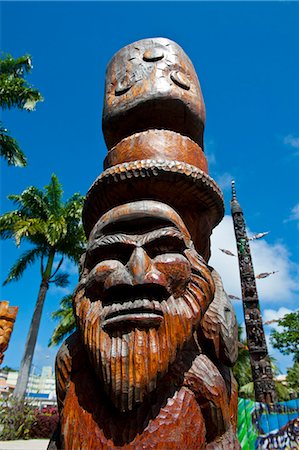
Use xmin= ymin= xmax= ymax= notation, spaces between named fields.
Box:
xmin=126 ymin=247 xmax=153 ymax=284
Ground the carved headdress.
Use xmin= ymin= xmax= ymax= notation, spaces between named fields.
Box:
xmin=82 ymin=37 xmax=224 ymax=261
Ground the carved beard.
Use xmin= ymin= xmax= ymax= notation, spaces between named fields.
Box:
xmin=74 ymin=249 xmax=215 ymax=412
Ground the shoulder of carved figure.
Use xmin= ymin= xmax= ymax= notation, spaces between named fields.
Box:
xmin=55 ymin=331 xmax=83 ymax=412
xmin=183 ymin=353 xmax=231 ymax=427
xmin=200 ymin=267 xmax=238 ymax=366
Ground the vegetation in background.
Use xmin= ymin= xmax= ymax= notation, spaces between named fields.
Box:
xmin=234 ymin=325 xmax=293 ymax=401
xmin=30 ymin=406 xmax=59 ymax=439
xmin=0 ymin=174 xmax=85 ymax=399
xmin=286 ymin=362 xmax=299 ymax=397
xmin=0 ymin=400 xmax=59 ymax=440
xmin=0 ymin=53 xmax=43 ymax=166
xmin=233 ymin=325 xmax=252 ymax=389
xmin=0 ymin=365 xmax=17 ymax=373
xmin=49 ymin=293 xmax=76 ymax=346
xmin=270 ymin=311 xmax=299 ymax=363
xmin=0 ymin=398 xmax=36 ymax=440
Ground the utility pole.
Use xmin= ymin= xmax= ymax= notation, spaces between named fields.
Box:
xmin=231 ymin=181 xmax=277 ymax=403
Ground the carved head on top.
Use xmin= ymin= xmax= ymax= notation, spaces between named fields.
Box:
xmin=102 ymin=37 xmax=205 ymax=150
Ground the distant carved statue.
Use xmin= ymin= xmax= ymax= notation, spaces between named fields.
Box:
xmin=51 ymin=38 xmax=240 ymax=449
xmin=0 ymin=301 xmax=18 ymax=365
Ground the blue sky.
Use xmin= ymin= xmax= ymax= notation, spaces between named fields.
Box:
xmin=1 ymin=2 xmax=299 ymax=374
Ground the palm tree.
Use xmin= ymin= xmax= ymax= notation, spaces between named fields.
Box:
xmin=0 ymin=53 xmax=43 ymax=166
xmin=233 ymin=325 xmax=252 ymax=389
xmin=0 ymin=174 xmax=86 ymax=399
xmin=49 ymin=294 xmax=76 ymax=347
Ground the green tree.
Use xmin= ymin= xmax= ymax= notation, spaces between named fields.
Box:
xmin=49 ymin=293 xmax=76 ymax=347
xmin=286 ymin=362 xmax=299 ymax=396
xmin=0 ymin=53 xmax=43 ymax=166
xmin=0 ymin=174 xmax=85 ymax=399
xmin=233 ymin=325 xmax=252 ymax=390
xmin=233 ymin=325 xmax=290 ymax=401
xmin=270 ymin=311 xmax=299 ymax=362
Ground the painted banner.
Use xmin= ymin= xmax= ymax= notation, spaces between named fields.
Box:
xmin=237 ymin=397 xmax=299 ymax=449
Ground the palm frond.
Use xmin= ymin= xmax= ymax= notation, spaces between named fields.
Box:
xmin=0 ymin=76 xmax=43 ymax=110
xmin=49 ymin=294 xmax=76 ymax=346
xmin=0 ymin=54 xmax=32 ymax=76
xmin=8 ymin=186 xmax=49 ymax=219
xmin=45 ymin=215 xmax=67 ymax=246
xmin=50 ymin=272 xmax=69 ymax=287
xmin=64 ymin=194 xmax=85 ymax=220
xmin=3 ymin=247 xmax=44 ymax=285
xmin=239 ymin=382 xmax=254 ymax=397
xmin=0 ymin=53 xmax=43 ymax=111
xmin=12 ymin=218 xmax=45 ymax=246
xmin=0 ymin=210 xmax=23 ymax=239
xmin=45 ymin=174 xmax=63 ymax=216
xmin=0 ymin=126 xmax=27 ymax=167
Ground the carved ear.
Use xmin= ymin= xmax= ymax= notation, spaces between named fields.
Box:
xmin=200 ymin=269 xmax=238 ymax=366
xmin=55 ymin=331 xmax=84 ymax=412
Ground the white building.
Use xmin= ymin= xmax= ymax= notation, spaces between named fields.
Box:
xmin=1 ymin=366 xmax=57 ymax=407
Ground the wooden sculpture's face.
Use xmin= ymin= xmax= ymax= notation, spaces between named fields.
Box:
xmin=102 ymin=37 xmax=205 ymax=149
xmin=74 ymin=201 xmax=215 ymax=411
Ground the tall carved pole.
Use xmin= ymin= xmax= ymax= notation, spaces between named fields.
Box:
xmin=0 ymin=301 xmax=18 ymax=365
xmin=51 ymin=38 xmax=240 ymax=449
xmin=230 ymin=181 xmax=277 ymax=403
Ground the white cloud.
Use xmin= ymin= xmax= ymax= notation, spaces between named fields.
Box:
xmin=204 ymin=138 xmax=217 ymax=166
xmin=32 ymin=343 xmax=57 ymax=372
xmin=284 ymin=203 xmax=299 ymax=223
xmin=209 ymin=215 xmax=299 ymax=303
xmin=50 ymin=284 xmax=71 ymax=296
xmin=215 ymin=172 xmax=233 ymax=191
xmin=283 ymin=134 xmax=299 ymax=149
xmin=263 ymin=307 xmax=294 ymax=331
xmin=264 ymin=333 xmax=294 ymax=374
xmin=52 ymin=256 xmax=78 ymax=275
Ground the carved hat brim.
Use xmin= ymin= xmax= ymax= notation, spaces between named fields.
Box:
xmin=82 ymin=159 xmax=224 ymax=240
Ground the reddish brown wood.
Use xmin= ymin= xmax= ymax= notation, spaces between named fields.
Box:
xmin=0 ymin=301 xmax=18 ymax=365
xmin=104 ymin=130 xmax=208 ymax=172
xmin=102 ymin=37 xmax=205 ymax=150
xmin=52 ymin=38 xmax=239 ymax=449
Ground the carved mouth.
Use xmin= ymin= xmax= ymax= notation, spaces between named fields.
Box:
xmin=102 ymin=284 xmax=168 ymax=330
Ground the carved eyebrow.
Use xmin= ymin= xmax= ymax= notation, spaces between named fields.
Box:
xmin=88 ymin=234 xmax=136 ymax=251
xmin=88 ymin=227 xmax=186 ymax=250
xmin=139 ymin=227 xmax=185 ymax=246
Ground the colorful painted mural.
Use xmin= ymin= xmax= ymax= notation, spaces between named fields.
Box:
xmin=237 ymin=397 xmax=299 ymax=449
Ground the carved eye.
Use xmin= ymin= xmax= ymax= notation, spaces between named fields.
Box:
xmin=170 ymin=71 xmax=190 ymax=90
xmin=86 ymin=244 xmax=134 ymax=269
xmin=144 ymin=236 xmax=186 ymax=259
xmin=115 ymin=77 xmax=132 ymax=96
xmin=143 ymin=48 xmax=164 ymax=62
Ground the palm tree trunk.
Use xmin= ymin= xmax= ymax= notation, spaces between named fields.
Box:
xmin=13 ymin=250 xmax=55 ymax=400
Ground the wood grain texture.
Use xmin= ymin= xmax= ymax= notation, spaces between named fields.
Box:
xmin=102 ymin=38 xmax=205 ymax=150
xmin=0 ymin=301 xmax=18 ymax=365
xmin=53 ymin=38 xmax=239 ymax=449
xmin=104 ymin=130 xmax=208 ymax=173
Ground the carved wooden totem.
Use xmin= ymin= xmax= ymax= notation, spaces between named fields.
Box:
xmin=231 ymin=181 xmax=277 ymax=404
xmin=52 ymin=38 xmax=240 ymax=449
xmin=0 ymin=301 xmax=18 ymax=365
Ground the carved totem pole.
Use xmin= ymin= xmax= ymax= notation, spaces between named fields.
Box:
xmin=231 ymin=181 xmax=277 ymax=404
xmin=0 ymin=301 xmax=18 ymax=365
xmin=52 ymin=38 xmax=240 ymax=449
